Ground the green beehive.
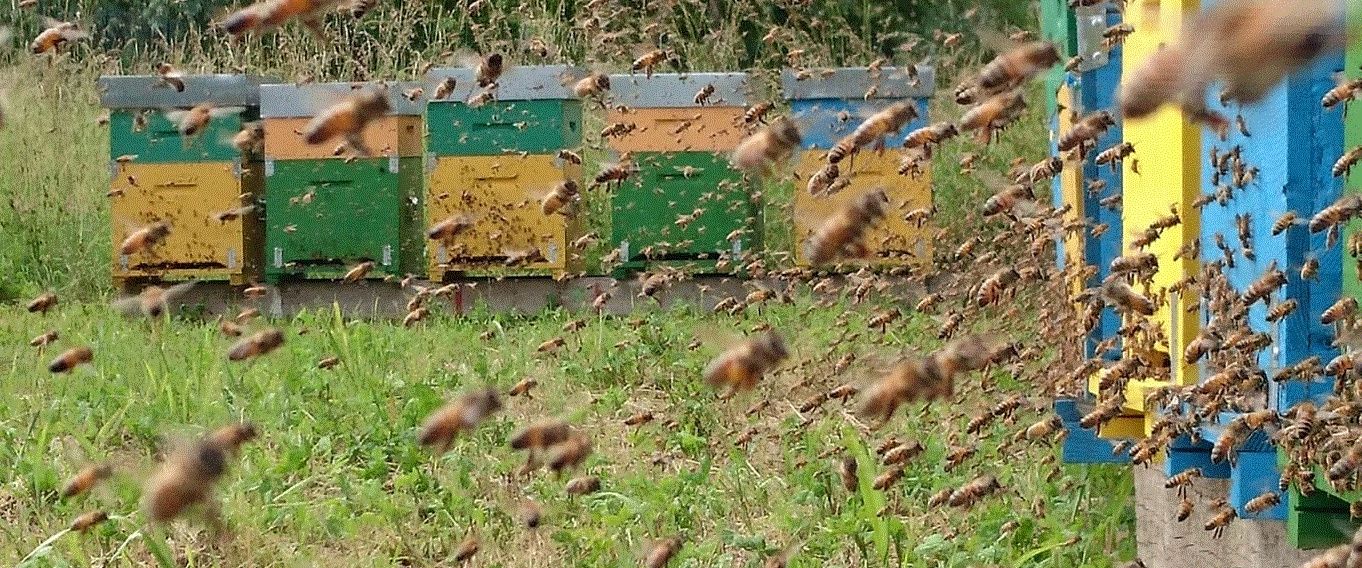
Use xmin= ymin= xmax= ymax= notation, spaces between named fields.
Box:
xmin=1040 ymin=0 xmax=1078 ymax=117
xmin=425 ymin=66 xmax=584 ymax=156
xmin=263 ymin=157 xmax=424 ymax=281
xmin=98 ymin=75 xmax=272 ymax=163
xmin=610 ymin=151 xmax=758 ymax=272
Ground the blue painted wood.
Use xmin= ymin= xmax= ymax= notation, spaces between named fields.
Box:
xmin=1055 ymin=398 xmax=1132 ymax=464
xmin=789 ymin=98 xmax=931 ymax=150
xmin=1165 ymin=435 xmax=1232 ymax=479
xmin=1076 ymin=15 xmax=1124 ymax=361
xmin=1234 ymin=451 xmax=1288 ymax=520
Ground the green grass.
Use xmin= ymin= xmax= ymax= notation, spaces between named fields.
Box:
xmin=1 ymin=299 xmax=1134 ymax=567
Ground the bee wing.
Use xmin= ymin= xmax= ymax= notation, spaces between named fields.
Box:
xmin=973 ymin=27 xmax=1022 ymax=56
xmin=208 ymin=106 xmax=247 ymax=118
xmin=163 ymin=109 xmax=189 ymax=125
xmin=0 ymin=26 xmax=12 ymax=46
xmin=161 ymin=281 xmax=199 ymax=304
xmin=110 ymin=295 xmax=142 ymax=317
xmin=689 ymin=324 xmax=747 ymax=354
xmin=453 ymin=49 xmax=485 ymax=68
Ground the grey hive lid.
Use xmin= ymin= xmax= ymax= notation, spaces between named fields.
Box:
xmin=425 ymin=65 xmax=586 ymax=101
xmin=259 ymin=82 xmax=425 ymax=118
xmin=781 ymin=66 xmax=935 ymax=100
xmin=607 ymin=72 xmax=750 ymax=108
xmin=97 ymin=74 xmax=277 ymax=109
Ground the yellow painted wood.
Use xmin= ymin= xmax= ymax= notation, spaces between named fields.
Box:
xmin=426 ymin=155 xmax=582 ymax=276
xmin=263 ymin=116 xmax=423 ymax=160
xmin=1097 ymin=414 xmax=1146 ymax=440
xmin=1092 ymin=0 xmax=1202 ymax=415
xmin=1056 ymin=82 xmax=1086 ymax=293
xmin=110 ymin=161 xmax=263 ymax=283
xmin=791 ymin=150 xmax=932 ymax=267
xmin=604 ymin=107 xmax=747 ymax=153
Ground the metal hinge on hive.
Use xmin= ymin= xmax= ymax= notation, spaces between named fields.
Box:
xmin=273 ymin=247 xmax=283 ymax=268
xmin=227 ymin=248 xmax=238 ymax=269
xmin=265 ymin=160 xmax=276 ymax=177
xmin=389 ymin=156 xmax=400 ymax=174
xmin=619 ymin=241 xmax=630 ymax=261
xmin=231 ymin=158 xmax=243 ymax=180
xmin=1073 ymin=2 xmax=1112 ymax=72
xmin=424 ymin=152 xmax=437 ymax=173
xmin=546 ymin=243 xmax=559 ymax=263
xmin=731 ymin=239 xmax=743 ymax=257
xmin=382 ymin=245 xmax=393 ymax=266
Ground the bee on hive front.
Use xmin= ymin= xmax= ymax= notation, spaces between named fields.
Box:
xmin=827 ymin=102 xmax=918 ymax=164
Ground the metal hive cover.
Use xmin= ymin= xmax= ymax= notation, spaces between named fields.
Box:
xmin=425 ymin=65 xmax=586 ymax=102
xmin=606 ymin=72 xmax=750 ymax=108
xmin=780 ymin=66 xmax=936 ymax=100
xmin=259 ymin=82 xmax=425 ymax=118
xmin=97 ymin=75 xmax=277 ymax=109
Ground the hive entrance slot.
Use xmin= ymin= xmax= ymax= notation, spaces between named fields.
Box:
xmin=132 ymin=261 xmax=228 ymax=270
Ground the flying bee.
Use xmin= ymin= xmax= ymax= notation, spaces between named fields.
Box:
xmin=976 ymin=41 xmax=1060 ymax=94
xmin=703 ymin=331 xmax=789 ymax=397
xmin=1241 ymin=262 xmax=1286 ymax=305
xmin=545 ymin=430 xmax=592 ymax=474
xmin=1243 ymin=491 xmax=1281 ymax=515
xmin=427 ymin=215 xmax=474 ymax=243
xmin=1204 ymin=506 xmax=1237 ymax=539
xmin=743 ymin=102 xmax=773 ymax=124
xmin=340 ymin=260 xmax=374 ymax=283
xmin=453 ymin=534 xmax=480 ymax=562
xmin=593 ymin=161 xmax=637 ymax=189
xmin=857 ymin=335 xmax=999 ymax=423
xmin=1334 ymin=146 xmax=1362 ymax=178
xmin=540 ymin=180 xmax=580 ymax=217
xmin=731 ymin=116 xmax=801 ymax=172
xmin=49 ymin=346 xmax=93 ymax=373
xmin=632 ymin=49 xmax=669 ymax=78
xmin=1020 ymin=156 xmax=1063 ymax=184
xmin=1271 ymin=211 xmax=1300 ymax=235
xmin=230 ymin=122 xmax=265 ymax=156
xmin=566 ymin=475 xmax=601 ymax=496
xmin=693 ymin=83 xmax=716 ymax=105
xmin=112 ymin=281 xmax=197 ymax=319
xmin=1023 ymin=415 xmax=1062 ymax=441
xmin=959 ymin=90 xmax=1027 ymax=142
xmin=62 ymin=464 xmax=113 ymax=498
xmin=166 ymin=103 xmax=245 ymax=139
xmin=883 ymin=440 xmax=925 ymax=465
xmin=142 ymin=425 xmax=253 ymax=523
xmin=873 ymin=465 xmax=906 ymax=490
xmin=644 ymin=537 xmax=683 ymax=568
xmin=119 ymin=221 xmax=172 ymax=255
xmin=805 ymin=189 xmax=888 ymax=265
xmin=1302 ymin=256 xmax=1320 ymax=281
xmin=1100 ymin=280 xmax=1155 ymax=316
xmin=827 ymin=102 xmax=918 ymax=163
xmin=1323 ymin=77 xmax=1362 ymax=109
xmin=227 ymin=328 xmax=284 ymax=361
xmin=475 ymin=53 xmax=504 ymax=87
xmin=902 ymin=122 xmax=958 ymax=152
xmin=154 ymin=63 xmax=186 ymax=92
xmin=571 ymin=72 xmax=610 ymax=99
xmin=1177 ymin=497 xmax=1195 ymax=522
xmin=1321 ymin=296 xmax=1359 ymax=325
xmin=432 ymin=77 xmax=457 ymax=100
xmin=30 ymin=330 xmax=59 ymax=348
xmin=27 ymin=292 xmax=57 ymax=314
xmin=1094 ymin=142 xmax=1135 ymax=171
xmin=303 ymin=88 xmax=392 ymax=156
xmin=1266 ymin=298 xmax=1299 ymax=323
xmin=1165 ymin=467 xmax=1203 ymax=497
xmin=806 ymin=163 xmax=840 ymax=196
xmin=510 ymin=419 xmax=572 ymax=452
xmin=976 ymin=267 xmax=1020 ymax=307
xmin=947 ymin=475 xmax=1001 ymax=508
xmin=1057 ymin=111 xmax=1115 ymax=154
xmin=69 ymin=510 xmax=109 ymax=532
xmin=30 ymin=20 xmax=85 ymax=54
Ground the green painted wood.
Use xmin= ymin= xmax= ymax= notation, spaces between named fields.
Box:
xmin=108 ymin=109 xmax=257 ymax=163
xmin=1289 ymin=484 xmax=1357 ymax=549
xmin=1343 ymin=13 xmax=1362 ymax=302
xmin=609 ymin=152 xmax=759 ymax=263
xmin=426 ymin=100 xmax=582 ymax=156
xmin=1040 ymin=0 xmax=1077 ymax=117
xmin=264 ymin=157 xmax=423 ymax=280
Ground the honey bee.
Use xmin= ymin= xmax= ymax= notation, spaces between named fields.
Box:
xmin=593 ymin=161 xmax=637 ymax=188
xmin=112 ymin=282 xmax=197 ymax=319
xmin=703 ymin=331 xmax=789 ymax=397
xmin=644 ymin=537 xmax=682 ymax=568
xmin=143 ymin=425 xmax=252 ymax=522
xmin=29 ymin=330 xmax=59 ymax=348
xmin=1023 ymin=415 xmax=1062 ymax=440
xmin=540 ymin=180 xmax=580 ymax=217
xmin=632 ymin=49 xmax=669 ymax=78
xmin=536 ymin=336 xmax=566 ymax=353
xmin=902 ymin=122 xmax=958 ymax=152
xmin=453 ymin=534 xmax=480 ymax=562
xmin=27 ymin=292 xmax=57 ymax=314
xmin=1271 ymin=211 xmax=1300 ymax=235
xmin=402 ymin=307 xmax=427 ymax=327
xmin=49 ymin=346 xmax=93 ymax=373
xmin=566 ymin=475 xmax=601 ymax=496
xmin=976 ymin=42 xmax=1060 ymax=94
xmin=119 ymin=221 xmax=171 ymax=255
xmin=517 ymin=500 xmax=543 ymax=529
xmin=743 ymin=102 xmax=773 ymax=125
xmin=571 ymin=72 xmax=610 ymax=99
xmin=30 ymin=20 xmax=85 ymax=54
xmin=693 ymin=83 xmax=716 ymax=105
xmin=882 ymin=440 xmax=924 ymax=465
xmin=166 ymin=103 xmax=244 ymax=139
xmin=62 ymin=464 xmax=112 ymax=498
xmin=431 ymin=77 xmax=458 ymax=101
xmin=1241 ymin=262 xmax=1286 ymax=305
xmin=947 ymin=475 xmax=1001 ymax=508
xmin=402 ymin=87 xmax=424 ymax=102
xmin=1100 ymin=280 xmax=1155 ymax=316
xmin=227 ymin=328 xmax=284 ymax=361
xmin=1094 ymin=142 xmax=1135 ymax=171
xmin=1334 ymin=146 xmax=1362 ymax=178
xmin=342 ymin=260 xmax=375 ymax=283
xmin=805 ymin=189 xmax=888 ymax=265
xmin=69 ymin=510 xmax=109 ymax=532
xmin=1243 ymin=491 xmax=1281 ymax=515
xmin=303 ymin=88 xmax=392 ymax=156
xmin=624 ymin=410 xmax=655 ymax=426
xmin=958 ymin=90 xmax=1026 ymax=142
xmin=155 ymin=63 xmax=186 ymax=92
xmin=806 ymin=163 xmax=840 ymax=196
xmin=976 ymin=268 xmax=1020 ymax=307
xmin=1204 ymin=506 xmax=1237 ymax=539
xmin=231 ymin=122 xmax=265 ymax=156
xmin=1177 ymin=497 xmax=1195 ymax=522
xmin=1057 ymin=111 xmax=1115 ymax=154
xmin=427 ymin=215 xmax=474 ymax=243
xmin=1321 ymin=297 xmax=1359 ymax=325
xmin=510 ymin=419 xmax=572 ymax=452
xmin=1302 ymin=256 xmax=1320 ymax=281
xmin=731 ymin=116 xmax=802 ymax=172
xmin=827 ymin=102 xmax=917 ymax=163
xmin=1323 ymin=77 xmax=1362 ymax=109
xmin=873 ymin=465 xmax=906 ymax=490
xmin=1310 ymin=195 xmax=1362 ymax=233
xmin=545 ymin=430 xmax=592 ymax=474
xmin=857 ymin=335 xmax=999 ymax=422
xmin=1165 ymin=467 xmax=1203 ymax=496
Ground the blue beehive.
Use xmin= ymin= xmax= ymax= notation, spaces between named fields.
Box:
xmin=782 ymin=67 xmax=933 ymax=150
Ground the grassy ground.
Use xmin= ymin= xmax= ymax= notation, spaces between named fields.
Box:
xmin=2 ymin=298 xmax=1134 ymax=567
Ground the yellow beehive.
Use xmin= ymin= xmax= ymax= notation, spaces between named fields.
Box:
xmin=110 ymin=161 xmax=264 ymax=285
xmin=1089 ymin=0 xmax=1202 ymax=438
xmin=1056 ymin=83 xmax=1086 ymax=289
xmin=791 ymin=151 xmax=932 ymax=267
xmin=426 ymin=155 xmax=583 ymax=278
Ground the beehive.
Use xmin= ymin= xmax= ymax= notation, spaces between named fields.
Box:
xmin=424 ymin=66 xmax=585 ymax=278
xmin=1087 ymin=0 xmax=1203 ymax=436
xmin=605 ymin=73 xmax=758 ymax=272
xmin=99 ymin=74 xmax=273 ymax=286
xmin=260 ymin=83 xmax=425 ymax=281
xmin=782 ymin=66 xmax=934 ymax=268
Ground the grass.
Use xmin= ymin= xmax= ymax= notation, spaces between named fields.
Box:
xmin=0 ymin=2 xmax=1137 ymax=566
xmin=2 ymin=298 xmax=1134 ymax=567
